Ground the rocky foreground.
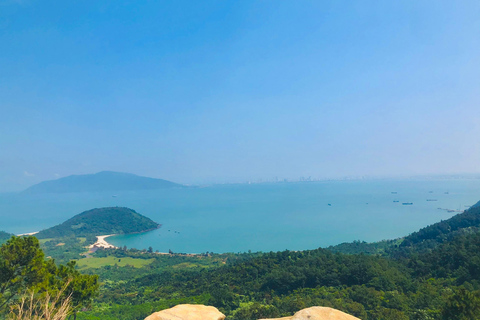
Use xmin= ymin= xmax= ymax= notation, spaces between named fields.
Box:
xmin=144 ymin=304 xmax=360 ymax=320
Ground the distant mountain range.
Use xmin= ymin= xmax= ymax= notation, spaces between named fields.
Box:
xmin=23 ymin=171 xmax=183 ymax=194
xmin=35 ymin=207 xmax=160 ymax=239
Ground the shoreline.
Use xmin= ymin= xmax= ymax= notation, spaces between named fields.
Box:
xmin=89 ymin=234 xmax=118 ymax=249
xmin=88 ymin=235 xmax=176 ymax=255
xmin=16 ymin=231 xmax=39 ymax=236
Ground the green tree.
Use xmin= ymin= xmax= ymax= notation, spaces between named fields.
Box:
xmin=55 ymin=261 xmax=99 ymax=320
xmin=441 ymin=288 xmax=480 ymax=320
xmin=0 ymin=236 xmax=99 ymax=319
xmin=370 ymin=308 xmax=408 ymax=320
xmin=0 ymin=236 xmax=47 ymax=311
xmin=232 ymin=302 xmax=280 ymax=320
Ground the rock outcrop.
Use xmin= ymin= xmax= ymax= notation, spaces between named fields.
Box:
xmin=144 ymin=304 xmax=225 ymax=320
xmin=144 ymin=305 xmax=360 ymax=320
xmin=260 ymin=306 xmax=361 ymax=320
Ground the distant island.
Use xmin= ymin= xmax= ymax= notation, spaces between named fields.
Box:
xmin=35 ymin=207 xmax=160 ymax=239
xmin=23 ymin=171 xmax=183 ymax=194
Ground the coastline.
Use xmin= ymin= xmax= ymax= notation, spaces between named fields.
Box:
xmin=16 ymin=231 xmax=39 ymax=236
xmin=89 ymin=234 xmax=118 ymax=249
xmin=89 ymin=234 xmax=175 ymax=255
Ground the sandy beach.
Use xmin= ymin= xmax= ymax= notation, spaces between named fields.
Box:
xmin=89 ymin=234 xmax=118 ymax=249
xmin=16 ymin=231 xmax=39 ymax=236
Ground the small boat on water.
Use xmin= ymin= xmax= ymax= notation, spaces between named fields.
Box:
xmin=426 ymin=199 xmax=438 ymax=201
xmin=393 ymin=200 xmax=399 ymax=203
xmin=402 ymin=202 xmax=413 ymax=205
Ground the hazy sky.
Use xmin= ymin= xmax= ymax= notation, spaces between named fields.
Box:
xmin=1 ymin=1 xmax=480 ymax=191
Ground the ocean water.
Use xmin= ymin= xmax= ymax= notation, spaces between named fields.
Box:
xmin=0 ymin=180 xmax=479 ymax=253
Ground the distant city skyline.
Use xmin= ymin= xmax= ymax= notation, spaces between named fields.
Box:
xmin=1 ymin=1 xmax=480 ymax=192
xmin=16 ymin=170 xmax=480 ymax=192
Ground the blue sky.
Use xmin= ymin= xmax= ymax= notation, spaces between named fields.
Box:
xmin=1 ymin=1 xmax=480 ymax=191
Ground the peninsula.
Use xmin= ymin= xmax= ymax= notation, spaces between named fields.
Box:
xmin=35 ymin=207 xmax=160 ymax=239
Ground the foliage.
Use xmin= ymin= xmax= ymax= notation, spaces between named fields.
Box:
xmin=399 ymin=205 xmax=480 ymax=251
xmin=54 ymin=261 xmax=99 ymax=318
xmin=35 ymin=207 xmax=160 ymax=239
xmin=0 ymin=231 xmax=13 ymax=245
xmin=75 ymin=295 xmax=211 ymax=320
xmin=441 ymin=288 xmax=480 ymax=320
xmin=0 ymin=236 xmax=48 ymax=311
xmin=41 ymin=237 xmax=90 ymax=265
xmin=0 ymin=236 xmax=99 ymax=318
xmin=407 ymin=232 xmax=480 ymax=284
xmin=327 ymin=239 xmax=400 ymax=256
xmin=328 ymin=204 xmax=480 ymax=258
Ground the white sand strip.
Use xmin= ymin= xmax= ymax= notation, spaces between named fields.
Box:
xmin=89 ymin=234 xmax=118 ymax=249
xmin=17 ymin=231 xmax=39 ymax=236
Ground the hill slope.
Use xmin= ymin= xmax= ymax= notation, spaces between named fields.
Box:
xmin=23 ymin=171 xmax=182 ymax=194
xmin=36 ymin=207 xmax=160 ymax=239
xmin=396 ymin=200 xmax=480 ymax=251
xmin=328 ymin=199 xmax=480 ymax=256
xmin=0 ymin=231 xmax=13 ymax=244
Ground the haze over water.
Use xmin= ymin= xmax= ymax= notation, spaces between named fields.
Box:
xmin=1 ymin=179 xmax=479 ymax=253
xmin=2 ymin=2 xmax=480 ymax=193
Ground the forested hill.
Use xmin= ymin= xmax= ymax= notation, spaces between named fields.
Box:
xmin=90 ymin=229 xmax=480 ymax=320
xmin=399 ymin=202 xmax=480 ymax=250
xmin=23 ymin=171 xmax=183 ymax=194
xmin=36 ymin=207 xmax=160 ymax=238
xmin=328 ymin=200 xmax=480 ymax=256
xmin=471 ymin=199 xmax=480 ymax=208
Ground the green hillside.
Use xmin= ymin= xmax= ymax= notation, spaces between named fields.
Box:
xmin=398 ymin=201 xmax=480 ymax=250
xmin=329 ymin=201 xmax=480 ymax=256
xmin=0 ymin=231 xmax=13 ymax=244
xmin=36 ymin=207 xmax=160 ymax=239
xmin=23 ymin=171 xmax=183 ymax=194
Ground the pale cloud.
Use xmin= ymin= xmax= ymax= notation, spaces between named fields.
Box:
xmin=23 ymin=170 xmax=35 ymax=177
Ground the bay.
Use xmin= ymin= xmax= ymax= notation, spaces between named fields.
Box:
xmin=0 ymin=179 xmax=479 ymax=253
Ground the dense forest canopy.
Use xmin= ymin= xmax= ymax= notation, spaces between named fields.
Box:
xmin=400 ymin=202 xmax=480 ymax=249
xmin=75 ymin=228 xmax=480 ymax=320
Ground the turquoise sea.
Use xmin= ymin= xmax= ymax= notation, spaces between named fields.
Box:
xmin=1 ymin=180 xmax=479 ymax=253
